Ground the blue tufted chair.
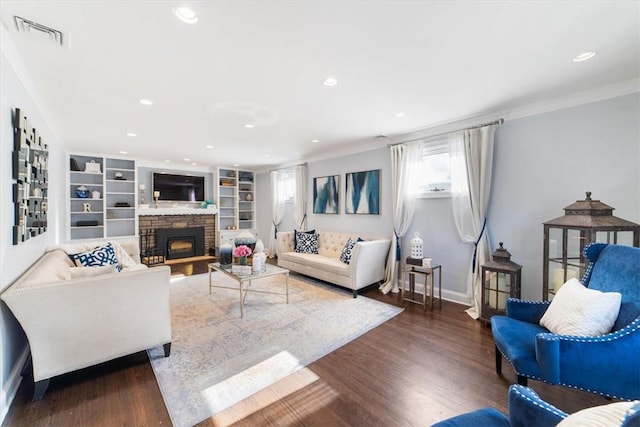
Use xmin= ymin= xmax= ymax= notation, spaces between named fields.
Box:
xmin=491 ymin=243 xmax=640 ymax=400
xmin=432 ymin=384 xmax=640 ymax=427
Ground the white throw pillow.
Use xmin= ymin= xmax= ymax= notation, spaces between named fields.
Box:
xmin=540 ymin=278 xmax=621 ymax=336
xmin=557 ymin=401 xmax=640 ymax=427
xmin=69 ymin=264 xmax=118 ymax=278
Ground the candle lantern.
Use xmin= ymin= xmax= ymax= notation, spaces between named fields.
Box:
xmin=543 ymin=192 xmax=639 ymax=300
xmin=410 ymin=232 xmax=423 ymax=258
xmin=481 ymin=242 xmax=522 ymax=324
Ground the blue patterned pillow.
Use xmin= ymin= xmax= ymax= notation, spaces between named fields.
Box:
xmin=295 ymin=232 xmax=319 ymax=254
xmin=340 ymin=237 xmax=364 ymax=264
xmin=71 ymin=242 xmax=121 ymax=272
xmin=294 ymin=229 xmax=315 ymax=249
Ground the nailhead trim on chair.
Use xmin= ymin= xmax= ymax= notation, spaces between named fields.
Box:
xmin=537 ymin=318 xmax=640 ymax=343
xmin=498 ymin=318 xmax=640 ymax=400
xmin=508 ymin=298 xmax=550 ymax=304
xmin=511 ymin=385 xmax=567 ymax=418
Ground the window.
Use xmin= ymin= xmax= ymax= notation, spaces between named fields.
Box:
xmin=279 ymin=168 xmax=296 ymax=203
xmin=417 ymin=140 xmax=451 ymax=198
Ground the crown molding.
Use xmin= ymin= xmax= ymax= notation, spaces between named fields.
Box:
xmin=389 ymin=78 xmax=640 ymax=145
xmin=502 ymin=78 xmax=639 ymax=122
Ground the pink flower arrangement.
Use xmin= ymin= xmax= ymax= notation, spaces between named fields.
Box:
xmin=233 ymin=245 xmax=252 ymax=258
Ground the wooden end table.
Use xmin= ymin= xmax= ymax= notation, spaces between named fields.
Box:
xmin=401 ymin=264 xmax=442 ymax=311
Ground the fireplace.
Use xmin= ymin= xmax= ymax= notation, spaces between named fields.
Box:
xmin=156 ymin=227 xmax=205 ymax=260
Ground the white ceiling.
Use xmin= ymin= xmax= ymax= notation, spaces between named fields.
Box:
xmin=1 ymin=1 xmax=639 ymax=171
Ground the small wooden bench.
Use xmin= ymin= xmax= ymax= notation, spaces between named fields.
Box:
xmin=160 ymin=255 xmax=217 ymax=276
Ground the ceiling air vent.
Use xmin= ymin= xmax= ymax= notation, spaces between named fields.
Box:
xmin=14 ymin=16 xmax=63 ymax=46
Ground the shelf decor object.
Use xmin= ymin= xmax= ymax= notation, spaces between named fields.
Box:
xmin=12 ymin=108 xmax=49 ymax=245
xmin=542 ymin=192 xmax=639 ymax=300
xmin=480 ymin=242 xmax=522 ymax=323
xmin=68 ymin=154 xmax=136 ymax=240
xmin=216 ymin=167 xmax=257 ymax=247
xmin=76 ymin=186 xmax=90 ymax=198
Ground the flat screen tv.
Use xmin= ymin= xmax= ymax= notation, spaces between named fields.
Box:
xmin=152 ymin=173 xmax=205 ymax=202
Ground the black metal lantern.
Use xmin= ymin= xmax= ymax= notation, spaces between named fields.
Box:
xmin=543 ymin=192 xmax=640 ymax=300
xmin=481 ymin=242 xmax=522 ymax=323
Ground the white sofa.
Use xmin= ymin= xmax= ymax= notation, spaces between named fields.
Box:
xmin=0 ymin=240 xmax=172 ymax=400
xmin=277 ymin=230 xmax=391 ymax=297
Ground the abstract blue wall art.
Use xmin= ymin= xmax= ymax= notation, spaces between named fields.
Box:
xmin=313 ymin=175 xmax=339 ymax=214
xmin=345 ymin=169 xmax=380 ymax=215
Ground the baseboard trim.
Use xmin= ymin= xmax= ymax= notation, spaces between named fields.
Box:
xmin=399 ymin=280 xmax=471 ymax=307
xmin=0 ymin=346 xmax=29 ymax=425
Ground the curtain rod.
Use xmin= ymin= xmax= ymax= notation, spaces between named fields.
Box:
xmin=269 ymin=162 xmax=307 ymax=173
xmin=388 ymin=118 xmax=504 ymax=147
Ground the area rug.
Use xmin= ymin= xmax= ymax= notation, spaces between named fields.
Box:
xmin=148 ymin=271 xmax=403 ymax=427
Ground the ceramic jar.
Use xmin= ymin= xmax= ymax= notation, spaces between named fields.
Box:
xmin=234 ymin=230 xmax=256 ymax=252
xmin=76 ymin=185 xmax=89 ymax=198
xmin=219 ymin=241 xmax=233 ymax=268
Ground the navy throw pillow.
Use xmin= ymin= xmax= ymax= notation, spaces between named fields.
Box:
xmin=295 ymin=232 xmax=319 ymax=254
xmin=294 ymin=229 xmax=316 ymax=250
xmin=70 ymin=242 xmax=122 ymax=272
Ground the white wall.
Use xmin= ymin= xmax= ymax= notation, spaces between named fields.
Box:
xmin=488 ymin=92 xmax=639 ymax=300
xmin=257 ymin=93 xmax=640 ymax=304
xmin=0 ymin=51 xmax=65 ymax=421
xmin=257 ymin=148 xmax=393 ymax=240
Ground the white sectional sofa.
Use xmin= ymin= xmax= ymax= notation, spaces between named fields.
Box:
xmin=277 ymin=230 xmax=391 ymax=297
xmin=0 ymin=240 xmax=172 ymax=400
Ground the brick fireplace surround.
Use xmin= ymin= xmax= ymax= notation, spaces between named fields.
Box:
xmin=138 ymin=214 xmax=216 ymax=256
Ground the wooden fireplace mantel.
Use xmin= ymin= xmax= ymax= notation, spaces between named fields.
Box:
xmin=138 ymin=207 xmax=218 ymax=216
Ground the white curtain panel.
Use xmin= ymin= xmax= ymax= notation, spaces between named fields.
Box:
xmin=293 ymin=165 xmax=308 ymax=230
xmin=449 ymin=125 xmax=496 ymax=319
xmin=267 ymin=170 xmax=287 ymax=258
xmin=380 ymin=142 xmax=422 ymax=294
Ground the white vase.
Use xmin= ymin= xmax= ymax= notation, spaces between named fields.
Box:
xmin=255 ymin=238 xmax=264 ymax=254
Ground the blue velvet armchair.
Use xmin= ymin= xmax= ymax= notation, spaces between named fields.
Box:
xmin=432 ymin=384 xmax=640 ymax=427
xmin=491 ymin=243 xmax=640 ymax=400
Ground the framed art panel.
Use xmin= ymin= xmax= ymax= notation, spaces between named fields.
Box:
xmin=313 ymin=175 xmax=339 ymax=214
xmin=345 ymin=169 xmax=380 ymax=215
xmin=12 ymin=108 xmax=48 ymax=244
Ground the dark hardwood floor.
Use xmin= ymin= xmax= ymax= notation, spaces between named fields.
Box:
xmin=3 ymin=280 xmax=608 ymax=427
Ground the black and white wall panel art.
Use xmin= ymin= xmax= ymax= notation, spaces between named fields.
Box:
xmin=12 ymin=108 xmax=49 ymax=245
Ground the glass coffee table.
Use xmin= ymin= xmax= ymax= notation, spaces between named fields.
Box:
xmin=208 ymin=262 xmax=289 ymax=318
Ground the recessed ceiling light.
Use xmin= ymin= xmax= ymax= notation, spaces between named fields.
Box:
xmin=139 ymin=99 xmax=153 ymax=106
xmin=323 ymin=77 xmax=338 ymax=87
xmin=205 ymin=145 xmax=214 ymax=149
xmin=126 ymin=132 xmax=137 ymax=137
xmin=573 ymin=51 xmax=596 ymax=62
xmin=263 ymin=154 xmax=270 ymax=158
xmin=192 ymin=162 xmax=197 ymax=166
xmin=244 ymin=124 xmax=254 ymax=128
xmin=184 ymin=158 xmax=191 ymax=161
xmin=165 ymin=160 xmax=171 ymax=163
xmin=311 ymin=139 xmax=320 ymax=143
xmin=394 ymin=112 xmax=406 ymax=118
xmin=233 ymin=163 xmax=240 ymax=167
xmin=119 ymin=151 xmax=127 ymax=154
xmin=172 ymin=6 xmax=198 ymax=24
